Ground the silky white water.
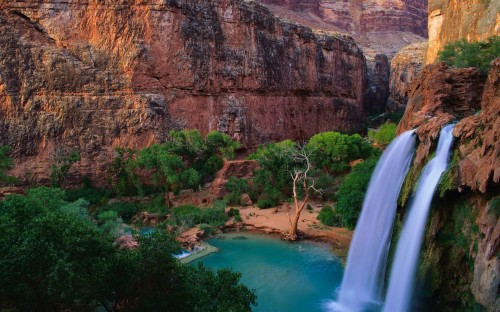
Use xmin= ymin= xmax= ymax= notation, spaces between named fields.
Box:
xmin=330 ymin=130 xmax=416 ymax=312
xmin=383 ymin=124 xmax=455 ymax=312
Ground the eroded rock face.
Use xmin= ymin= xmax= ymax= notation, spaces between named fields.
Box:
xmin=388 ymin=41 xmax=427 ymax=112
xmin=261 ymin=0 xmax=428 ymax=37
xmin=0 ymin=0 xmax=367 ymax=184
xmin=426 ymin=0 xmax=500 ymax=64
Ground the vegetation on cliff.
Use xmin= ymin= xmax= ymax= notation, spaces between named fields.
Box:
xmin=438 ymin=36 xmax=499 ymax=75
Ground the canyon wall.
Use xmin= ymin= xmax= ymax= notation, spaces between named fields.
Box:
xmin=0 ymin=0 xmax=367 ymax=183
xmin=387 ymin=41 xmax=426 ymax=112
xmin=426 ymin=0 xmax=500 ymax=64
xmin=261 ymin=0 xmax=428 ymax=37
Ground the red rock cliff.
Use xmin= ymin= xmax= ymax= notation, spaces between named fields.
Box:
xmin=0 ymin=0 xmax=368 ymax=183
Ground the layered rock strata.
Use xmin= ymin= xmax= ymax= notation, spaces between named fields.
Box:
xmin=261 ymin=0 xmax=428 ymax=37
xmin=0 ymin=0 xmax=367 ymax=183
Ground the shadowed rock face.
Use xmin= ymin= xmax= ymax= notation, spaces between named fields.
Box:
xmin=0 ymin=0 xmax=368 ymax=184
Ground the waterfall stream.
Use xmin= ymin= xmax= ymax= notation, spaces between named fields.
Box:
xmin=330 ymin=130 xmax=416 ymax=312
xmin=383 ymin=124 xmax=455 ymax=312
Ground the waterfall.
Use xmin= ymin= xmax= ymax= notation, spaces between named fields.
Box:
xmin=383 ymin=124 xmax=455 ymax=312
xmin=329 ymin=130 xmax=416 ymax=312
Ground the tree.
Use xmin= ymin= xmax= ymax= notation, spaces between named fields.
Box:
xmin=107 ymin=148 xmax=143 ymax=197
xmin=306 ymin=132 xmax=374 ymax=174
xmin=285 ymin=147 xmax=321 ymax=241
xmin=0 ymin=189 xmax=257 ymax=312
xmin=249 ymin=140 xmax=296 ymax=208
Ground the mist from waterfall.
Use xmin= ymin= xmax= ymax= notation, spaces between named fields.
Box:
xmin=383 ymin=124 xmax=455 ymax=312
xmin=329 ymin=130 xmax=416 ymax=312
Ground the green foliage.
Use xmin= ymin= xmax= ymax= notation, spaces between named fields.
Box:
xmin=50 ymin=148 xmax=80 ymax=187
xmin=224 ymin=177 xmax=249 ymax=205
xmin=206 ymin=131 xmax=241 ymax=160
xmin=107 ymin=148 xmax=143 ymax=197
xmin=97 ymin=210 xmax=124 ymax=238
xmin=227 ymin=207 xmax=242 ymax=222
xmin=112 ymin=231 xmax=256 ymax=312
xmin=100 ymin=201 xmax=139 ymax=223
xmin=334 ymin=156 xmax=379 ymax=229
xmin=0 ymin=190 xmax=114 ymax=311
xmin=0 ymin=145 xmax=17 ymax=185
xmin=64 ymin=187 xmax=112 ymax=206
xmin=317 ymin=205 xmax=339 ymax=226
xmin=306 ymin=132 xmax=374 ymax=174
xmin=489 ymin=197 xmax=500 ymax=218
xmin=368 ymin=122 xmax=397 ymax=147
xmin=0 ymin=190 xmax=256 ymax=312
xmin=170 ymin=204 xmax=228 ymax=230
xmin=136 ymin=130 xmax=240 ymax=201
xmin=438 ymin=36 xmax=500 ymax=75
xmin=249 ymin=140 xmax=295 ymax=207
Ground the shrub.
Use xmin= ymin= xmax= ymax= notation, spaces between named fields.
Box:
xmin=438 ymin=36 xmax=500 ymax=75
xmin=317 ymin=205 xmax=339 ymax=226
xmin=224 ymin=177 xmax=249 ymax=205
xmin=335 ymin=156 xmax=379 ymax=229
xmin=101 ymin=201 xmax=139 ymax=223
xmin=490 ymin=198 xmax=500 ymax=218
xmin=170 ymin=204 xmax=228 ymax=229
xmin=64 ymin=187 xmax=112 ymax=206
xmin=368 ymin=122 xmax=397 ymax=147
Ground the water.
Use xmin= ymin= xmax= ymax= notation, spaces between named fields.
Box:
xmin=198 ymin=232 xmax=344 ymax=312
xmin=333 ymin=130 xmax=416 ymax=312
xmin=383 ymin=124 xmax=455 ymax=312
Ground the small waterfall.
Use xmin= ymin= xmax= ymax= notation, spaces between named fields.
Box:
xmin=383 ymin=124 xmax=455 ymax=312
xmin=331 ymin=130 xmax=416 ymax=312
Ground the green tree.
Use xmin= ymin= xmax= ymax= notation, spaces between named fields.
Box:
xmin=249 ymin=140 xmax=295 ymax=208
xmin=107 ymin=148 xmax=143 ymax=197
xmin=138 ymin=144 xmax=184 ymax=208
xmin=368 ymin=122 xmax=397 ymax=147
xmin=0 ymin=192 xmax=114 ymax=311
xmin=0 ymin=189 xmax=256 ymax=312
xmin=335 ymin=156 xmax=379 ymax=229
xmin=306 ymin=132 xmax=374 ymax=174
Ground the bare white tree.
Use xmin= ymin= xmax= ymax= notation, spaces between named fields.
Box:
xmin=285 ymin=146 xmax=322 ymax=241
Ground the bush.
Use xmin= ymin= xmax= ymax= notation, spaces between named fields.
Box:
xmin=224 ymin=177 xmax=249 ymax=205
xmin=227 ymin=208 xmax=242 ymax=222
xmin=170 ymin=204 xmax=228 ymax=229
xmin=368 ymin=122 xmax=397 ymax=147
xmin=64 ymin=187 xmax=112 ymax=206
xmin=335 ymin=156 xmax=379 ymax=229
xmin=101 ymin=201 xmax=139 ymax=223
xmin=306 ymin=132 xmax=374 ymax=174
xmin=438 ymin=36 xmax=500 ymax=75
xmin=317 ymin=205 xmax=339 ymax=226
